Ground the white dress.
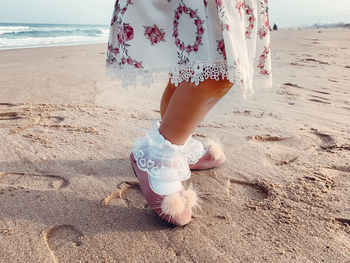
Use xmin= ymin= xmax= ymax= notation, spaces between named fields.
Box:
xmin=106 ymin=0 xmax=272 ymax=97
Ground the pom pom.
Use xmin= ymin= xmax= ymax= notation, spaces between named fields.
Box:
xmin=161 ymin=192 xmax=186 ymax=216
xmin=183 ymin=188 xmax=198 ymax=209
xmin=207 ymin=139 xmax=226 ymax=162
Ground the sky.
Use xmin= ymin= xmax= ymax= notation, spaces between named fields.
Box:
xmin=0 ymin=0 xmax=349 ymax=27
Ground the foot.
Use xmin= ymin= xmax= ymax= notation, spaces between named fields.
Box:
xmin=187 ymin=138 xmax=226 ymax=170
xmin=130 ymin=153 xmax=197 ymax=226
xmin=131 ymin=120 xmax=198 ymax=226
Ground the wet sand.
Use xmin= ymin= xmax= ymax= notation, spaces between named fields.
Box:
xmin=0 ymin=29 xmax=350 ymax=262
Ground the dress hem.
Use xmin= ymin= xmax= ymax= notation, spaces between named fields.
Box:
xmin=105 ymin=60 xmax=271 ymax=99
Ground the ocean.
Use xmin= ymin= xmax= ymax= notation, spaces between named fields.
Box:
xmin=0 ymin=23 xmax=109 ymax=50
xmin=0 ymin=21 xmax=348 ymax=51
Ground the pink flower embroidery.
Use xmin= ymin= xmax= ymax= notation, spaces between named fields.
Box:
xmin=236 ymin=1 xmax=255 ymax=38
xmin=203 ymin=0 xmax=208 ymax=8
xmin=217 ymin=39 xmax=226 ymax=59
xmin=258 ymin=46 xmax=270 ymax=75
xmin=117 ymin=23 xmax=134 ymax=44
xmin=195 ymin=19 xmax=202 ymax=26
xmin=246 ymin=7 xmax=253 ymax=15
xmin=144 ymin=25 xmax=165 ymax=45
xmin=197 ymin=27 xmax=204 ymax=35
xmin=124 ymin=24 xmax=134 ymax=41
xmin=257 ymin=1 xmax=270 ymax=40
xmin=236 ymin=1 xmax=247 ymax=18
xmin=179 ymin=43 xmax=185 ymax=51
xmin=215 ymin=0 xmax=223 ymax=7
xmin=173 ymin=4 xmax=205 ymax=55
xmin=221 ymin=23 xmax=230 ymax=31
xmin=134 ymin=61 xmax=142 ymax=68
xmin=258 ymin=28 xmax=267 ymax=38
xmin=108 ymin=44 xmax=119 ymax=54
xmin=109 ymin=0 xmax=143 ymax=70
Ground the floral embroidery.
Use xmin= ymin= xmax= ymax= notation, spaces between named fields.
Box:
xmin=215 ymin=0 xmax=230 ymax=32
xmin=117 ymin=23 xmax=134 ymax=44
xmin=258 ymin=46 xmax=270 ymax=75
xmin=257 ymin=0 xmax=270 ymax=39
xmin=236 ymin=0 xmax=246 ymax=19
xmin=244 ymin=5 xmax=255 ymax=39
xmin=235 ymin=1 xmax=256 ymax=39
xmin=173 ymin=1 xmax=205 ymax=64
xmin=203 ymin=0 xmax=208 ymax=8
xmin=217 ymin=39 xmax=226 ymax=59
xmin=215 ymin=0 xmax=223 ymax=6
xmin=144 ymin=25 xmax=166 ymax=45
xmin=107 ymin=0 xmax=143 ymax=69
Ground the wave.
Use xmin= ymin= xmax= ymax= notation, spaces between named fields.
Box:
xmin=0 ymin=26 xmax=31 ymax=34
xmin=306 ymin=22 xmax=350 ymax=29
xmin=0 ymin=23 xmax=109 ymax=50
xmin=0 ymin=28 xmax=106 ymax=38
xmin=0 ymin=35 xmax=108 ymax=50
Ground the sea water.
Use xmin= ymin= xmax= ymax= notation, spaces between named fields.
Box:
xmin=0 ymin=23 xmax=109 ymax=50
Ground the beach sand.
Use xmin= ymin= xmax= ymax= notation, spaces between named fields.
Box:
xmin=0 ymin=29 xmax=349 ymax=262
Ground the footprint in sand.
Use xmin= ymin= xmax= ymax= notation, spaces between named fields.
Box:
xmin=47 ymin=116 xmax=65 ymax=124
xmin=300 ymin=58 xmax=330 ymax=65
xmin=0 ymin=173 xmax=69 ymax=191
xmin=233 ymin=110 xmax=277 ymax=118
xmin=310 ymin=128 xmax=337 ymax=151
xmin=333 ymin=219 xmax=350 ymax=248
xmin=102 ymin=181 xmax=148 ymax=209
xmin=331 ymin=166 xmax=350 ymax=173
xmin=283 ymin=82 xmax=303 ymax=89
xmin=226 ymin=179 xmax=269 ymax=203
xmin=310 ymin=89 xmax=330 ymax=95
xmin=335 ymin=218 xmax=350 ymax=227
xmin=0 ymin=112 xmax=24 ymax=121
xmin=267 ymin=154 xmax=299 ymax=166
xmin=0 ymin=103 xmax=20 ymax=107
xmin=248 ymin=134 xmax=289 ymax=142
xmin=308 ymin=98 xmax=331 ymax=105
xmin=43 ymin=225 xmax=84 ymax=263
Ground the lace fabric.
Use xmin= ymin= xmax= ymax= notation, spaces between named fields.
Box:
xmin=106 ymin=60 xmax=254 ymax=97
xmin=132 ymin=120 xmax=206 ymax=182
xmin=180 ymin=137 xmax=206 ymax=165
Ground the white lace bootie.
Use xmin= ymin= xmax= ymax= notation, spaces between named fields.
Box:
xmin=185 ymin=137 xmax=226 ymax=170
xmin=130 ymin=120 xmax=198 ymax=226
xmin=154 ymin=121 xmax=226 ymax=170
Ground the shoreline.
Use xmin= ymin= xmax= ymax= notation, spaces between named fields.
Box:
xmin=0 ymin=41 xmax=108 ymax=52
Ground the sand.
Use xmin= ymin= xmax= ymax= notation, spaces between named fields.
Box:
xmin=0 ymin=29 xmax=349 ymax=263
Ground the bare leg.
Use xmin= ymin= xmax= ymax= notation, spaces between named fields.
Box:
xmin=160 ymin=79 xmax=177 ymax=119
xmin=159 ymin=78 xmax=233 ymax=145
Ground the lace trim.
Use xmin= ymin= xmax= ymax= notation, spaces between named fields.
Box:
xmin=180 ymin=137 xmax=206 ymax=165
xmin=133 ymin=120 xmax=192 ymax=182
xmin=152 ymin=121 xmax=206 ymax=165
xmin=106 ymin=60 xmax=255 ymax=98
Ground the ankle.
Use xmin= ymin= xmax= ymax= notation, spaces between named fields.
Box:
xmin=159 ymin=123 xmax=189 ymax=145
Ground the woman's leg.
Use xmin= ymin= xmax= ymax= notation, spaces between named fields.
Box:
xmin=159 ymin=78 xmax=233 ymax=145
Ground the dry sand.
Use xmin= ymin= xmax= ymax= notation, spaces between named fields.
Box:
xmin=0 ymin=29 xmax=349 ymax=262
